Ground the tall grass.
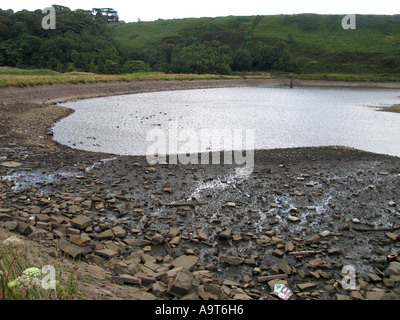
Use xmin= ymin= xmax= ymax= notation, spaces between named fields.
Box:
xmin=0 ymin=68 xmax=242 ymax=88
xmin=1 ymin=67 xmax=399 ymax=88
xmin=0 ymin=67 xmax=60 ymax=76
xmin=0 ymin=237 xmax=88 ymax=300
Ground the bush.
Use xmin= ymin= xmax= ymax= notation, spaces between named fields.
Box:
xmin=383 ymin=56 xmax=400 ymax=70
xmin=170 ymin=41 xmax=233 ymax=75
xmin=103 ymin=59 xmax=119 ymax=74
xmin=121 ymin=60 xmax=150 ymax=73
xmin=232 ymin=49 xmax=252 ymax=71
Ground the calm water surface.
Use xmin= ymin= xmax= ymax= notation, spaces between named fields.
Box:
xmin=53 ymin=86 xmax=400 ymax=157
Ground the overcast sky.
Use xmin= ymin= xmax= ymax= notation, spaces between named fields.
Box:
xmin=4 ymin=0 xmax=400 ymax=22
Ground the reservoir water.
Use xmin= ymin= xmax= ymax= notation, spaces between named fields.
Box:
xmin=53 ymin=86 xmax=400 ymax=157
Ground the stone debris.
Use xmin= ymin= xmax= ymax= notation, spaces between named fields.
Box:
xmin=70 ymin=215 xmax=93 ymax=230
xmin=1 ymin=145 xmax=400 ymax=301
xmin=385 ymin=262 xmax=400 ymax=276
xmin=221 ymin=256 xmax=244 ymax=266
xmin=218 ymin=228 xmax=232 ymax=240
xmin=58 ymin=239 xmax=85 ymax=259
xmin=2 ymin=191 xmax=400 ymax=302
xmin=0 ymin=161 xmax=22 ymax=168
xmin=287 ymin=215 xmax=300 ymax=222
xmin=172 ymin=255 xmax=199 ymax=271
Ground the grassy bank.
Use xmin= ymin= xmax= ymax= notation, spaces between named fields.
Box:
xmin=0 ymin=67 xmax=243 ymax=88
xmin=1 ymin=67 xmax=400 ymax=88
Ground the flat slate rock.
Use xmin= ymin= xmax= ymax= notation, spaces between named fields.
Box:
xmin=71 ymin=215 xmax=93 ymax=229
xmin=58 ymin=239 xmax=85 ymax=259
xmin=171 ymin=255 xmax=199 ymax=271
xmin=0 ymin=161 xmax=22 ymax=168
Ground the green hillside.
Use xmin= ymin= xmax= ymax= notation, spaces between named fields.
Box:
xmin=1 ymin=7 xmax=400 ymax=76
xmin=111 ymin=14 xmax=400 ymax=73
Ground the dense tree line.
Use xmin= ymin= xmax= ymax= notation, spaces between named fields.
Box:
xmin=126 ymin=38 xmax=295 ymax=75
xmin=0 ymin=6 xmax=123 ymax=73
xmin=0 ymin=7 xmax=296 ymax=74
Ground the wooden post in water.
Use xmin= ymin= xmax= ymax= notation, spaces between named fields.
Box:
xmin=289 ymin=73 xmax=294 ymax=88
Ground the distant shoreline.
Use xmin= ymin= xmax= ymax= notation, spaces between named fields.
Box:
xmin=380 ymin=104 xmax=400 ymax=113
xmin=2 ymin=78 xmax=400 ymax=105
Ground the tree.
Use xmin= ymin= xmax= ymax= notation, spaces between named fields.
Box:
xmin=141 ymin=44 xmax=172 ymax=73
xmin=92 ymin=8 xmax=119 ymax=23
xmin=103 ymin=59 xmax=119 ymax=74
xmin=52 ymin=5 xmax=71 ymax=13
xmin=121 ymin=60 xmax=150 ymax=73
xmin=251 ymin=43 xmax=275 ymax=70
xmin=39 ymin=37 xmax=75 ymax=67
xmin=16 ymin=34 xmax=42 ymax=67
xmin=232 ymin=49 xmax=252 ymax=71
xmin=251 ymin=42 xmax=295 ymax=72
xmin=0 ymin=52 xmax=5 ymax=66
xmin=0 ymin=7 xmax=123 ymax=72
xmin=65 ymin=62 xmax=76 ymax=72
xmin=170 ymin=41 xmax=233 ymax=74
xmin=88 ymin=61 xmax=98 ymax=73
xmin=0 ymin=40 xmax=20 ymax=66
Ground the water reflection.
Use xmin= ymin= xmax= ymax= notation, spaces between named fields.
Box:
xmin=53 ymin=86 xmax=400 ymax=157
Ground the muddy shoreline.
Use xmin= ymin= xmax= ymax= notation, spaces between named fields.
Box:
xmin=1 ymin=79 xmax=400 ymax=300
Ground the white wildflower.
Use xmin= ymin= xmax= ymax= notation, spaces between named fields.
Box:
xmin=8 ymin=279 xmax=17 ymax=289
xmin=14 ymin=275 xmax=41 ymax=290
xmin=2 ymin=236 xmax=24 ymax=246
xmin=23 ymin=267 xmax=42 ymax=278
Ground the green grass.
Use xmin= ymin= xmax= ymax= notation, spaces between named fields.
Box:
xmin=0 ymin=69 xmax=247 ymax=88
xmin=0 ymin=67 xmax=60 ymax=76
xmin=111 ymin=17 xmax=216 ymax=48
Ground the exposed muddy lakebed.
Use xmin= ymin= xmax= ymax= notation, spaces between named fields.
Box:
xmin=49 ymin=86 xmax=400 ymax=289
xmin=2 ymin=80 xmax=400 ymax=300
